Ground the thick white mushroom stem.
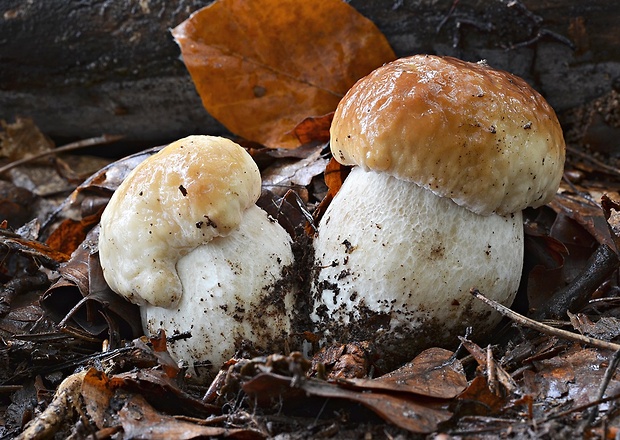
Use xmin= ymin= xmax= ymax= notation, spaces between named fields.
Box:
xmin=143 ymin=204 xmax=294 ymax=373
xmin=311 ymin=167 xmax=523 ymax=361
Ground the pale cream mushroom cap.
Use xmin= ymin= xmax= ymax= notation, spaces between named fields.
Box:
xmin=330 ymin=55 xmax=565 ymax=216
xmin=99 ymin=135 xmax=261 ymax=308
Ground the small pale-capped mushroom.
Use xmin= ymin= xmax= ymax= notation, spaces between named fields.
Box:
xmin=98 ymin=135 xmax=294 ymax=375
xmin=311 ymin=55 xmax=565 ymax=368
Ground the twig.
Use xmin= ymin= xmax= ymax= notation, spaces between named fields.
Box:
xmin=436 ymin=0 xmax=460 ymax=33
xmin=567 ymin=145 xmax=620 ymax=178
xmin=0 ymin=134 xmax=124 ymax=175
xmin=0 ymin=385 xmax=23 ymax=393
xmin=541 ymin=391 xmax=620 ymax=423
xmin=587 ymin=348 xmax=620 ymax=425
xmin=531 ymin=244 xmax=619 ymax=320
xmin=16 ymin=370 xmax=88 ymax=440
xmin=470 ymin=289 xmax=620 ymax=352
xmin=487 ymin=345 xmax=497 ymax=395
xmin=560 ymin=173 xmax=601 ymax=208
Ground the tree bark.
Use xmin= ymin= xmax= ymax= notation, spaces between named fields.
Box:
xmin=0 ymin=0 xmax=618 ymax=152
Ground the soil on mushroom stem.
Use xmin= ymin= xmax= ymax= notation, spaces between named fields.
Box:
xmin=288 ymin=232 xmax=316 ymax=344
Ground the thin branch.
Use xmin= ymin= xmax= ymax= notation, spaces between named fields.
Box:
xmin=531 ymin=244 xmax=619 ymax=320
xmin=470 ymin=289 xmax=620 ymax=352
xmin=587 ymin=348 xmax=620 ymax=425
xmin=0 ymin=134 xmax=124 ymax=175
xmin=542 ymin=390 xmax=620 ymax=423
xmin=16 ymin=370 xmax=88 ymax=440
xmin=567 ymin=145 xmax=620 ymax=178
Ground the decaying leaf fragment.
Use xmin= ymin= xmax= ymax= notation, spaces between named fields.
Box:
xmin=0 ymin=117 xmax=54 ymax=161
xmin=173 ymin=0 xmax=395 ymax=149
xmin=521 ymin=345 xmax=620 ymax=408
xmin=261 ymin=144 xmax=329 ymax=196
xmin=293 ymin=112 xmax=334 ymax=145
xmin=0 ymin=227 xmax=69 ymax=266
xmin=40 ymin=225 xmax=142 ymax=345
xmin=340 ymin=347 xmax=468 ymax=400
xmin=242 ymin=349 xmax=465 ymax=434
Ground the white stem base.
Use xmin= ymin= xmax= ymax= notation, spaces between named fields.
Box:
xmin=142 ymin=205 xmax=294 ymax=379
xmin=311 ymin=167 xmax=523 ymax=367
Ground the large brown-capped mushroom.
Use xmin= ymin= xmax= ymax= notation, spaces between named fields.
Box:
xmin=311 ymin=55 xmax=565 ymax=368
xmin=98 ymin=135 xmax=294 ymax=375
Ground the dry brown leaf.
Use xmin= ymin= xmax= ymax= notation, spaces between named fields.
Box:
xmin=173 ymin=0 xmax=395 ymax=148
xmin=110 ymin=369 xmax=218 ymax=419
xmin=118 ymin=393 xmax=263 ymax=440
xmin=40 ymin=226 xmax=142 ymax=343
xmin=551 ymin=192 xmax=616 ymax=252
xmin=243 ymin=373 xmax=452 ymax=434
xmin=456 ymin=376 xmax=508 ymax=415
xmin=0 ymin=181 xmax=36 ymax=227
xmin=293 ymin=112 xmax=334 ymax=145
xmin=0 ymin=117 xmax=54 ymax=161
xmin=522 ymin=345 xmax=620 ymax=407
xmin=568 ymin=311 xmax=620 ymax=340
xmin=340 ymin=347 xmax=467 ymax=400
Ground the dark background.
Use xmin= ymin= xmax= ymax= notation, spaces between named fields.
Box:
xmin=0 ymin=0 xmax=618 ymax=155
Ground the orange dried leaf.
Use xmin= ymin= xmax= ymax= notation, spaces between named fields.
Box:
xmin=81 ymin=368 xmax=114 ymax=429
xmin=312 ymin=158 xmax=350 ymax=225
xmin=323 ymin=157 xmax=350 ymax=196
xmin=173 ymin=0 xmax=395 ymax=149
xmin=293 ymin=112 xmax=334 ymax=145
xmin=45 ymin=212 xmax=101 ymax=257
xmin=457 ymin=376 xmax=508 ymax=414
xmin=0 ymin=229 xmax=70 ymax=264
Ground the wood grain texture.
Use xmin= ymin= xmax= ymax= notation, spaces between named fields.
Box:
xmin=0 ymin=0 xmax=618 ymax=151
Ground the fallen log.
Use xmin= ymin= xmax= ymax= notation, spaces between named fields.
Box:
xmin=0 ymin=0 xmax=618 ymax=152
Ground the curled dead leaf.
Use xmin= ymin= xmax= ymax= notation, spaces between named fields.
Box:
xmin=242 ymin=373 xmax=452 ymax=434
xmin=40 ymin=225 xmax=142 ymax=345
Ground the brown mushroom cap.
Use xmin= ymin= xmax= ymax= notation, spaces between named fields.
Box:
xmin=330 ymin=55 xmax=565 ymax=216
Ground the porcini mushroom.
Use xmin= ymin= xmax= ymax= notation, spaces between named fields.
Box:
xmin=311 ymin=55 xmax=565 ymax=368
xmin=98 ymin=135 xmax=294 ymax=375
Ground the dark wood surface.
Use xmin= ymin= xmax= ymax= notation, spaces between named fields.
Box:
xmin=1 ymin=0 xmax=618 ymax=152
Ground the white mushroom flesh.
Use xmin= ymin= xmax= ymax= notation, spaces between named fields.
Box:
xmin=311 ymin=167 xmax=522 ymax=361
xmin=143 ymin=205 xmax=294 ymax=373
